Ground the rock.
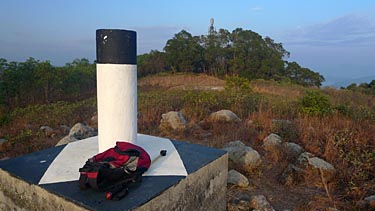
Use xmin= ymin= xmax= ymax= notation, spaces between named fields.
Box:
xmin=60 ymin=125 xmax=70 ymax=135
xmin=297 ymin=152 xmax=336 ymax=179
xmin=279 ymin=164 xmax=305 ymax=186
xmin=56 ymin=135 xmax=78 ymax=146
xmin=159 ymin=111 xmax=187 ymax=131
xmin=250 ymin=195 xmax=275 ymax=211
xmin=223 ymin=141 xmax=261 ymax=169
xmin=224 ymin=140 xmax=247 ymax=148
xmin=365 ymin=195 xmax=375 ymax=208
xmin=227 ymin=170 xmax=249 ymax=187
xmin=91 ymin=114 xmax=98 ymax=125
xmin=206 ymin=110 xmax=241 ymax=123
xmin=262 ymin=133 xmax=283 ymax=161
xmin=296 ymin=152 xmax=314 ymax=166
xmin=263 ymin=133 xmax=282 ymax=152
xmin=40 ymin=126 xmax=54 ymax=137
xmin=307 ymin=157 xmax=336 ymax=173
xmin=246 ymin=120 xmax=254 ymax=127
xmin=0 ymin=138 xmax=7 ymax=145
xmin=228 ymin=200 xmax=250 ymax=211
xmin=190 ymin=124 xmax=212 ymax=140
xmin=281 ymin=152 xmax=336 ymax=187
xmin=282 ymin=142 xmax=304 ymax=159
xmin=69 ymin=123 xmax=96 ymax=140
xmin=228 ymin=192 xmax=251 ymax=211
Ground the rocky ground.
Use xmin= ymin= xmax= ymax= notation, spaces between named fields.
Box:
xmin=44 ymin=108 xmax=375 ymax=211
xmin=2 ymin=74 xmax=374 ymax=210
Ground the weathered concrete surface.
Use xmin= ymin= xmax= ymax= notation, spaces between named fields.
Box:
xmin=136 ymin=153 xmax=228 ymax=211
xmin=0 ymin=152 xmax=228 ymax=211
xmin=0 ymin=169 xmax=86 ymax=211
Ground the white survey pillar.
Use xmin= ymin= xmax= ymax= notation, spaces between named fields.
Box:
xmin=96 ymin=29 xmax=137 ymax=152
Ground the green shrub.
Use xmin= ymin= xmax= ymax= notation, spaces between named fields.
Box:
xmin=222 ymin=91 xmax=263 ymax=118
xmin=300 ymin=90 xmax=331 ymax=116
xmin=10 ymin=98 xmax=96 ymax=127
xmin=333 ymin=129 xmax=375 ymax=185
xmin=225 ymin=75 xmax=252 ymax=92
xmin=182 ymin=91 xmax=220 ymax=119
xmin=334 ymin=104 xmax=351 ymax=116
xmin=271 ymin=120 xmax=299 ymax=142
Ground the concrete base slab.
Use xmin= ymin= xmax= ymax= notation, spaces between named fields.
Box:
xmin=0 ymin=135 xmax=227 ymax=211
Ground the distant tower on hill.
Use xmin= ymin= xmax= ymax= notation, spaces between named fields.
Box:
xmin=208 ymin=18 xmax=216 ymax=35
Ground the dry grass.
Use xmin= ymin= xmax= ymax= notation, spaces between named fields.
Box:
xmin=1 ymin=73 xmax=375 ymax=210
xmin=138 ymin=73 xmax=225 ymax=89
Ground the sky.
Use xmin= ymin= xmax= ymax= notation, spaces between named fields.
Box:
xmin=1 ymin=0 xmax=375 ymax=85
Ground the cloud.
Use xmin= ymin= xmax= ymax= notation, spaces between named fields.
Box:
xmin=250 ymin=6 xmax=262 ymax=12
xmin=283 ymin=14 xmax=375 ymax=47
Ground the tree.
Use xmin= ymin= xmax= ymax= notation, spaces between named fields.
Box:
xmin=138 ymin=27 xmax=324 ymax=87
xmin=35 ymin=61 xmax=54 ymax=103
xmin=164 ymin=30 xmax=203 ymax=72
xmin=285 ymin=61 xmax=324 ymax=87
xmin=138 ymin=50 xmax=167 ymax=77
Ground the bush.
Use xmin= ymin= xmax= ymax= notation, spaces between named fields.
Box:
xmin=10 ymin=98 xmax=96 ymax=127
xmin=225 ymin=75 xmax=252 ymax=92
xmin=332 ymin=129 xmax=375 ymax=187
xmin=300 ymin=90 xmax=331 ymax=116
xmin=182 ymin=91 xmax=220 ymax=120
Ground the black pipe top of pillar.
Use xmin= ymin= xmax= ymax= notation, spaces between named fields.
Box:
xmin=96 ymin=29 xmax=136 ymax=64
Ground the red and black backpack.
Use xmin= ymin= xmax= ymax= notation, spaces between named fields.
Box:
xmin=79 ymin=142 xmax=151 ymax=200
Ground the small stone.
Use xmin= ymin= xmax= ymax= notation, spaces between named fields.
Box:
xmin=279 ymin=164 xmax=305 ymax=186
xmin=91 ymin=114 xmax=98 ymax=125
xmin=308 ymin=157 xmax=336 ymax=172
xmin=292 ymin=152 xmax=337 ymax=186
xmin=69 ymin=123 xmax=96 ymax=140
xmin=0 ymin=138 xmax=7 ymax=145
xmin=206 ymin=110 xmax=241 ymax=123
xmin=296 ymin=152 xmax=315 ymax=166
xmin=223 ymin=140 xmax=246 ymax=148
xmin=56 ymin=135 xmax=77 ymax=146
xmin=263 ymin=133 xmax=282 ymax=152
xmin=250 ymin=195 xmax=275 ymax=211
xmin=60 ymin=125 xmax=70 ymax=135
xmin=247 ymin=120 xmax=254 ymax=127
xmin=159 ymin=111 xmax=187 ymax=131
xmin=365 ymin=195 xmax=375 ymax=208
xmin=223 ymin=141 xmax=261 ymax=168
xmin=227 ymin=170 xmax=249 ymax=187
xmin=283 ymin=142 xmax=304 ymax=159
xmin=40 ymin=126 xmax=54 ymax=137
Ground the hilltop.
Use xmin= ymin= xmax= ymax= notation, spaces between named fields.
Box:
xmin=1 ymin=73 xmax=374 ymax=210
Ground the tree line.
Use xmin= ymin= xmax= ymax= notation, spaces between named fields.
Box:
xmin=138 ymin=28 xmax=325 ymax=87
xmin=344 ymin=80 xmax=375 ymax=95
xmin=0 ymin=27 xmax=325 ymax=110
xmin=0 ymin=58 xmax=96 ymax=109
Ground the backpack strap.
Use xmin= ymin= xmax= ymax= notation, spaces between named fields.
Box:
xmin=113 ymin=147 xmax=140 ymax=157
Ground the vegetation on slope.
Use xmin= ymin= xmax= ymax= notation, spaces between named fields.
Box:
xmin=138 ymin=28 xmax=324 ymax=87
xmin=1 ymin=73 xmax=374 ymax=210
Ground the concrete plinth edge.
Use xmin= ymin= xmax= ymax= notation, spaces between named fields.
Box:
xmin=136 ymin=153 xmax=228 ymax=211
xmin=0 ymin=169 xmax=86 ymax=211
xmin=0 ymin=153 xmax=228 ymax=211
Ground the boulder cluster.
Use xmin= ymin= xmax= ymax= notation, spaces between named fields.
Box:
xmin=50 ymin=109 xmax=374 ymax=210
